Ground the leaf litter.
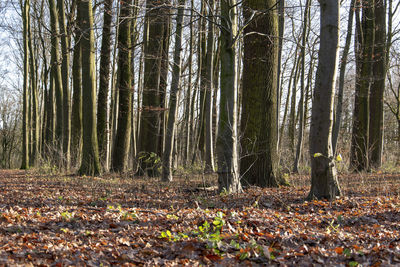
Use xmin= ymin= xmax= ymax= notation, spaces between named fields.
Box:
xmin=0 ymin=169 xmax=399 ymax=266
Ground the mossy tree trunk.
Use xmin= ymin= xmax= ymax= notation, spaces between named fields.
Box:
xmin=78 ymin=0 xmax=101 ymax=176
xmin=241 ymin=0 xmax=286 ymax=187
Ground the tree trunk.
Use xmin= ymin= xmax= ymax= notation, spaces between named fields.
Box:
xmin=111 ymin=0 xmax=132 ymax=172
xmin=21 ymin=0 xmax=30 ymax=170
xmin=350 ymin=0 xmax=375 ymax=171
xmin=332 ymin=0 xmax=355 ymax=155
xmin=137 ymin=0 xmax=166 ymax=176
xmin=162 ymin=0 xmax=185 ymax=182
xmin=78 ymin=0 xmax=101 ymax=176
xmin=241 ymin=0 xmax=286 ymax=187
xmin=308 ymin=0 xmax=341 ymax=200
xmin=204 ymin=0 xmax=215 ymax=173
xmin=369 ymin=0 xmax=386 ymax=168
xmin=49 ymin=0 xmax=64 ymax=158
xmin=97 ymin=0 xmax=113 ymax=166
xmin=217 ymin=0 xmax=242 ymax=194
xmin=293 ymin=0 xmax=311 ymax=173
xmin=57 ymin=0 xmax=71 ymax=169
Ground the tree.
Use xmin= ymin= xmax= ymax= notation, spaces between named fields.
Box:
xmin=162 ymin=0 xmax=185 ymax=182
xmin=350 ymin=0 xmax=375 ymax=171
xmin=49 ymin=0 xmax=64 ymax=156
xmin=369 ymin=0 xmax=386 ymax=168
xmin=111 ymin=0 xmax=132 ymax=172
xmin=240 ymin=0 xmax=286 ymax=187
xmin=21 ymin=0 xmax=29 ymax=169
xmin=57 ymin=0 xmax=71 ymax=169
xmin=78 ymin=0 xmax=101 ymax=176
xmin=293 ymin=0 xmax=311 ymax=173
xmin=137 ymin=0 xmax=166 ymax=176
xmin=332 ymin=0 xmax=356 ymax=155
xmin=71 ymin=0 xmax=82 ymax=167
xmin=217 ymin=0 xmax=242 ymax=193
xmin=97 ymin=0 xmax=113 ymax=166
xmin=308 ymin=0 xmax=341 ymax=200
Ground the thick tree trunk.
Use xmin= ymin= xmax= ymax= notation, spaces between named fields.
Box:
xmin=308 ymin=0 xmax=341 ymax=200
xmin=111 ymin=0 xmax=132 ymax=172
xmin=162 ymin=0 xmax=185 ymax=182
xmin=241 ymin=0 xmax=286 ymax=187
xmin=137 ymin=0 xmax=166 ymax=176
xmin=350 ymin=0 xmax=375 ymax=171
xmin=369 ymin=0 xmax=386 ymax=168
xmin=217 ymin=0 xmax=242 ymax=194
xmin=78 ymin=0 xmax=101 ymax=176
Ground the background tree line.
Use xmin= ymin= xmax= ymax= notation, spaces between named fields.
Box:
xmin=0 ymin=0 xmax=399 ymax=198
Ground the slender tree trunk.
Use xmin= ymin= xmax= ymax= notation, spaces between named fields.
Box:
xmin=204 ymin=0 xmax=215 ymax=173
xmin=332 ymin=0 xmax=355 ymax=155
xmin=27 ymin=5 xmax=39 ymax=167
xmin=97 ymin=0 xmax=113 ymax=166
xmin=71 ymin=11 xmax=82 ymax=168
xmin=308 ymin=0 xmax=341 ymax=200
xmin=49 ymin=0 xmax=64 ymax=158
xmin=162 ymin=0 xmax=185 ymax=181
xmin=277 ymin=0 xmax=284 ymax=148
xmin=78 ymin=0 xmax=101 ymax=176
xmin=217 ymin=0 xmax=242 ymax=193
xmin=293 ymin=0 xmax=311 ymax=173
xmin=369 ymin=0 xmax=386 ymax=168
xmin=21 ymin=0 xmax=30 ymax=169
xmin=111 ymin=0 xmax=132 ymax=172
xmin=57 ymin=0 xmax=71 ymax=169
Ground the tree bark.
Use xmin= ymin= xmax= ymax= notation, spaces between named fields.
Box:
xmin=369 ymin=0 xmax=386 ymax=168
xmin=111 ymin=0 xmax=132 ymax=172
xmin=217 ymin=0 xmax=242 ymax=193
xmin=78 ymin=0 xmax=101 ymax=176
xmin=308 ymin=0 xmax=341 ymax=200
xmin=97 ymin=0 xmax=113 ymax=166
xmin=332 ymin=0 xmax=355 ymax=155
xmin=162 ymin=0 xmax=185 ymax=182
xmin=350 ymin=0 xmax=375 ymax=171
xmin=241 ymin=0 xmax=286 ymax=187
xmin=21 ymin=0 xmax=30 ymax=169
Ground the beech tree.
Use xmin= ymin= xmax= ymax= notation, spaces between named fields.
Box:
xmin=308 ymin=0 xmax=341 ymax=200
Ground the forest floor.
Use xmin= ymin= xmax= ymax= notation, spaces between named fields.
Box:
xmin=0 ymin=169 xmax=399 ymax=266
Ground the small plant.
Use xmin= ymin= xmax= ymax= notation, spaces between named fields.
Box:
xmin=61 ymin=211 xmax=74 ymax=221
